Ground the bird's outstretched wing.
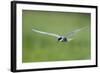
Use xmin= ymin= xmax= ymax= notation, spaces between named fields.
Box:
xmin=32 ymin=28 xmax=61 ymax=38
xmin=66 ymin=26 xmax=88 ymax=41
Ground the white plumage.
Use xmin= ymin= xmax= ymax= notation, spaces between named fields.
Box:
xmin=32 ymin=26 xmax=88 ymax=42
xmin=32 ymin=29 xmax=60 ymax=38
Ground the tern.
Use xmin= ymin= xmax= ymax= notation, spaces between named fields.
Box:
xmin=32 ymin=26 xmax=88 ymax=42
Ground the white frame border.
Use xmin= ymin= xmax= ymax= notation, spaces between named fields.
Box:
xmin=16 ymin=3 xmax=96 ymax=70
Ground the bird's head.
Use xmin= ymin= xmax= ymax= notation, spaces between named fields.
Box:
xmin=58 ymin=36 xmax=67 ymax=42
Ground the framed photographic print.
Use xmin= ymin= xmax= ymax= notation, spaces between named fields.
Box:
xmin=11 ymin=1 xmax=98 ymax=72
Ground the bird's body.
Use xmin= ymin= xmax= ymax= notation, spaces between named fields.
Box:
xmin=58 ymin=36 xmax=68 ymax=42
xmin=32 ymin=26 xmax=88 ymax=42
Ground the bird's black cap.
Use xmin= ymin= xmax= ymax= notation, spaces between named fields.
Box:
xmin=58 ymin=37 xmax=67 ymax=42
xmin=58 ymin=37 xmax=62 ymax=41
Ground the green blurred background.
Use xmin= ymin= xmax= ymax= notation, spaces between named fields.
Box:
xmin=22 ymin=10 xmax=91 ymax=63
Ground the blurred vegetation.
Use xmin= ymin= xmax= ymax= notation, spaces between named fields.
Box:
xmin=22 ymin=10 xmax=91 ymax=63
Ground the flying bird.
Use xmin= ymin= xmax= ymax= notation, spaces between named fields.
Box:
xmin=32 ymin=26 xmax=88 ymax=42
